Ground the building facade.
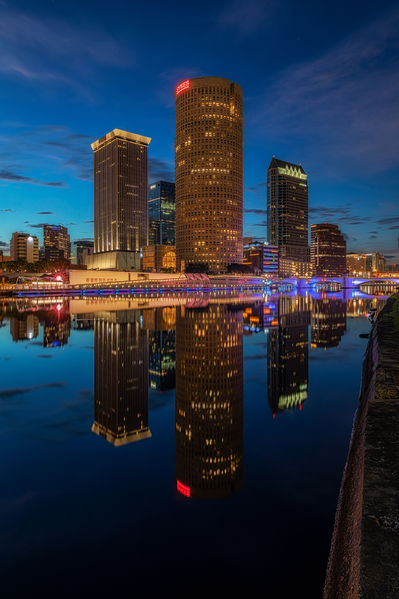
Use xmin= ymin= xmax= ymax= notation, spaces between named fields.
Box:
xmin=90 ymin=129 xmax=151 ymax=270
xmin=175 ymin=77 xmax=243 ymax=273
xmin=267 ymin=158 xmax=309 ymax=273
xmin=142 ymin=244 xmax=176 ymax=272
xmin=74 ymin=240 xmax=94 ymax=266
xmin=310 ymin=223 xmax=346 ymax=276
xmin=243 ymin=242 xmax=278 ymax=274
xmin=43 ymin=225 xmax=71 ymax=261
xmin=10 ymin=232 xmax=39 ymax=262
xmin=148 ymin=181 xmax=176 ymax=246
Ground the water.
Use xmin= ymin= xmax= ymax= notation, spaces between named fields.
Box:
xmin=0 ymin=293 xmax=385 ymax=598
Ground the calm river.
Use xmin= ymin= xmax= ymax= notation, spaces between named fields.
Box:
xmin=0 ymin=292 xmax=385 ymax=597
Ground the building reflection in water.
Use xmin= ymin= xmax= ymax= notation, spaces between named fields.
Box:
xmin=92 ymin=311 xmax=151 ymax=446
xmin=267 ymin=295 xmax=310 ymax=416
xmin=42 ymin=305 xmax=71 ymax=348
xmin=10 ymin=313 xmax=39 ymax=341
xmin=142 ymin=307 xmax=176 ymax=391
xmin=175 ymin=304 xmax=243 ymax=499
xmin=311 ymin=297 xmax=347 ymax=349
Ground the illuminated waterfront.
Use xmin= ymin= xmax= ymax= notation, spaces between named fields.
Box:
xmin=0 ymin=292 xmax=386 ymax=596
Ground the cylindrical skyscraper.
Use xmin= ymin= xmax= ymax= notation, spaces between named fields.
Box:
xmin=175 ymin=77 xmax=243 ymax=273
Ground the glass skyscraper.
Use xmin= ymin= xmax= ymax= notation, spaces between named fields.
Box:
xmin=148 ymin=181 xmax=176 ymax=246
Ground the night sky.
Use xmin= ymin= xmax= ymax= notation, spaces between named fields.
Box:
xmin=1 ymin=0 xmax=398 ymax=261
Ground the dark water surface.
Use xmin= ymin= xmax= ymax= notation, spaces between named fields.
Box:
xmin=0 ymin=293 xmax=384 ymax=598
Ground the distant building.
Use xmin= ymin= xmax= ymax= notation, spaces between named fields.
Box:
xmin=0 ymin=251 xmax=12 ymax=263
xmin=267 ymin=157 xmax=309 ymax=275
xmin=142 ymin=244 xmax=176 ymax=272
xmin=148 ymin=181 xmax=175 ymax=246
xmin=175 ymin=77 xmax=243 ymax=273
xmin=371 ymin=252 xmax=386 ymax=273
xmin=10 ymin=233 xmax=39 ymax=262
xmin=278 ymin=257 xmax=312 ymax=278
xmin=74 ymin=240 xmax=94 ymax=266
xmin=346 ymin=253 xmax=368 ymax=275
xmin=89 ymin=129 xmax=151 ymax=270
xmin=243 ymin=242 xmax=278 ymax=274
xmin=310 ymin=223 xmax=346 ymax=276
xmin=43 ymin=225 xmax=71 ymax=261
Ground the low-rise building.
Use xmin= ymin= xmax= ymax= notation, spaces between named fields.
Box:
xmin=10 ymin=233 xmax=39 ymax=262
xmin=243 ymin=242 xmax=278 ymax=274
xmin=142 ymin=245 xmax=176 ymax=272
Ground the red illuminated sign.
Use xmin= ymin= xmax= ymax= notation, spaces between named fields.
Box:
xmin=175 ymin=80 xmax=190 ymax=96
xmin=176 ymin=480 xmax=191 ymax=497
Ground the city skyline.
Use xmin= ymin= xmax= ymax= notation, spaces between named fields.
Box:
xmin=1 ymin=1 xmax=398 ymax=262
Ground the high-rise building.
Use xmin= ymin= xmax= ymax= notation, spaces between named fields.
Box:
xmin=89 ymin=129 xmax=151 ymax=270
xmin=243 ymin=241 xmax=278 ymax=274
xmin=175 ymin=304 xmax=243 ymax=498
xmin=74 ymin=240 xmax=94 ymax=266
xmin=267 ymin=158 xmax=309 ymax=274
xmin=346 ymin=253 xmax=368 ymax=275
xmin=148 ymin=181 xmax=175 ymax=246
xmin=10 ymin=233 xmax=39 ymax=262
xmin=310 ymin=223 xmax=346 ymax=276
xmin=371 ymin=252 xmax=386 ymax=273
xmin=43 ymin=225 xmax=71 ymax=261
xmin=142 ymin=307 xmax=176 ymax=391
xmin=175 ymin=77 xmax=243 ymax=273
xmin=92 ymin=311 xmax=151 ymax=446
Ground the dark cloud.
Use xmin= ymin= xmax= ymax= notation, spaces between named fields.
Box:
xmin=369 ymin=235 xmax=377 ymax=239
xmin=309 ymin=205 xmax=351 ymax=217
xmin=244 ymin=354 xmax=266 ymax=361
xmin=388 ymin=225 xmax=399 ymax=230
xmin=37 ymin=211 xmax=54 ymax=215
xmin=36 ymin=354 xmax=53 ymax=359
xmin=149 ymin=158 xmax=174 ymax=182
xmin=0 ymin=208 xmax=14 ymax=212
xmin=252 ymin=221 xmax=267 ymax=227
xmin=0 ymin=382 xmax=66 ymax=399
xmin=246 ymin=182 xmax=267 ymax=192
xmin=339 ymin=216 xmax=371 ymax=224
xmin=0 ymin=169 xmax=66 ymax=187
xmin=245 ymin=209 xmax=267 ymax=215
xmin=29 ymin=223 xmax=47 ymax=228
xmin=83 ymin=219 xmax=94 ymax=223
xmin=0 ymin=241 xmax=9 ymax=247
xmin=376 ymin=217 xmax=399 ymax=225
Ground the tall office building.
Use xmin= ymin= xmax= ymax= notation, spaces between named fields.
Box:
xmin=148 ymin=181 xmax=176 ymax=246
xmin=175 ymin=77 xmax=243 ymax=273
xmin=142 ymin=307 xmax=176 ymax=391
xmin=10 ymin=233 xmax=39 ymax=262
xmin=92 ymin=311 xmax=151 ymax=446
xmin=90 ymin=129 xmax=151 ymax=270
xmin=310 ymin=223 xmax=346 ymax=276
xmin=43 ymin=225 xmax=71 ymax=261
xmin=175 ymin=304 xmax=243 ymax=499
xmin=10 ymin=314 xmax=39 ymax=341
xmin=371 ymin=252 xmax=386 ymax=273
xmin=267 ymin=295 xmax=310 ymax=415
xmin=267 ymin=158 xmax=309 ymax=275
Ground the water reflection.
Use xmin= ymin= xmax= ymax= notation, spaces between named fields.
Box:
xmin=10 ymin=313 xmax=39 ymax=341
xmin=92 ymin=311 xmax=151 ymax=446
xmin=267 ymin=295 xmax=310 ymax=416
xmin=175 ymin=304 xmax=243 ymax=498
xmin=311 ymin=297 xmax=346 ymax=349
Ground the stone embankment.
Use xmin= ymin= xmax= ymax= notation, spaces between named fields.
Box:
xmin=324 ymin=293 xmax=399 ymax=598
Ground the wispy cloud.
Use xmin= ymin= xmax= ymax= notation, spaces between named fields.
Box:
xmin=0 ymin=3 xmax=134 ymax=95
xmin=245 ymin=208 xmax=267 ymax=215
xmin=37 ymin=211 xmax=54 ymax=215
xmin=149 ymin=158 xmax=174 ymax=182
xmin=0 ymin=382 xmax=66 ymax=399
xmin=0 ymin=169 xmax=65 ymax=187
xmin=252 ymin=7 xmax=399 ymax=175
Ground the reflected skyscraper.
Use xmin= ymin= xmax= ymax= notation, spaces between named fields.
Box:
xmin=142 ymin=307 xmax=176 ymax=391
xmin=267 ymin=296 xmax=310 ymax=415
xmin=92 ymin=311 xmax=151 ymax=446
xmin=42 ymin=308 xmax=71 ymax=348
xmin=311 ymin=298 xmax=347 ymax=348
xmin=175 ymin=305 xmax=243 ymax=498
xmin=10 ymin=314 xmax=39 ymax=341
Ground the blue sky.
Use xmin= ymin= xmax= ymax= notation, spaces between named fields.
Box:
xmin=0 ymin=0 xmax=398 ymax=260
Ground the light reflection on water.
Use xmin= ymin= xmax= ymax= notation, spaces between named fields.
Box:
xmin=0 ymin=293 xmax=385 ymax=597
